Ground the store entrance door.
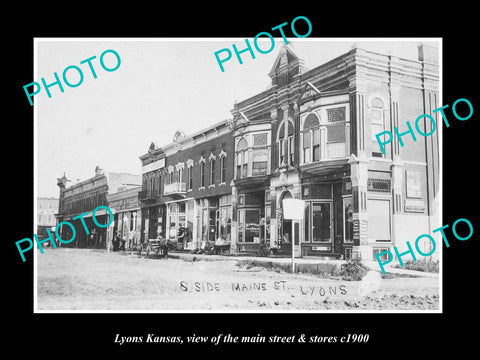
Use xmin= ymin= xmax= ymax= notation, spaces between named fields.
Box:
xmin=311 ymin=201 xmax=333 ymax=252
xmin=280 ymin=190 xmax=301 ymax=257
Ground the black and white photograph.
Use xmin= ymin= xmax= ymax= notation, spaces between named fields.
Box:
xmin=7 ymin=7 xmax=479 ymax=356
xmin=33 ymin=38 xmax=441 ymax=312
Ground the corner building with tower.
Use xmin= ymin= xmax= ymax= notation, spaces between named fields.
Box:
xmin=141 ymin=43 xmax=440 ymax=261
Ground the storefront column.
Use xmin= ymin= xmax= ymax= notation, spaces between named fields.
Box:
xmin=391 ymin=160 xmax=404 ymax=250
xmin=349 ymin=154 xmax=370 ymax=260
xmin=230 ymin=183 xmax=238 ymax=253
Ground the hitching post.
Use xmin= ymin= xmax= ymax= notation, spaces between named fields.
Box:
xmin=282 ymin=199 xmax=305 ymax=274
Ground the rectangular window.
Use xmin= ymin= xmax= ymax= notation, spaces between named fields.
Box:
xmin=236 ymin=153 xmax=242 ymax=179
xmin=304 ymin=202 xmax=310 ymax=243
xmin=288 ymin=137 xmax=294 ymax=165
xmin=327 ymin=124 xmax=345 ymax=143
xmin=238 ymin=210 xmax=244 ymax=242
xmin=252 ymin=161 xmax=268 ymax=176
xmin=220 ymin=207 xmax=232 ymax=241
xmin=253 ymin=133 xmax=268 ymax=146
xmin=303 ymin=132 xmax=311 ymax=163
xmin=372 ymin=248 xmax=390 ymax=261
xmin=367 ymin=199 xmax=391 ymax=242
xmin=242 ymin=152 xmax=248 ymax=178
xmin=245 ymin=210 xmax=260 ymax=243
xmin=313 ymin=129 xmax=320 ymax=161
xmin=327 ymin=107 xmax=346 ymax=122
xmin=209 ymin=209 xmax=217 ymax=241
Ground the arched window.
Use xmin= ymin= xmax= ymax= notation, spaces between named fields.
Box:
xmin=301 ymin=113 xmax=320 ymax=163
xmin=236 ymin=137 xmax=248 ymax=179
xmin=371 ymin=97 xmax=385 ymax=140
xmin=209 ymin=158 xmax=216 ymax=185
xmin=219 ymin=152 xmax=227 ymax=183
xmin=199 ymin=157 xmax=206 ymax=188
xmin=371 ymin=97 xmax=385 ymax=157
xmin=200 ymin=162 xmax=205 ymax=187
xmin=277 ymin=119 xmax=294 ymax=166
xmin=187 ymin=163 xmax=193 ymax=190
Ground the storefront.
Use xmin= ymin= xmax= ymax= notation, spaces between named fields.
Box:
xmin=196 ymin=195 xmax=232 ymax=247
xmin=166 ymin=199 xmax=194 ymax=250
xmin=298 ymin=167 xmax=353 ymax=258
xmin=235 ymin=180 xmax=269 ymax=254
xmin=165 ymin=194 xmax=232 ymax=250
xmin=141 ymin=205 xmax=165 ymax=242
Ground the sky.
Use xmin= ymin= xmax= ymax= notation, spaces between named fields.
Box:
xmin=35 ymin=38 xmax=440 ymax=198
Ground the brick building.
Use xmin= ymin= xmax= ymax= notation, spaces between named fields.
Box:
xmin=139 ymin=121 xmax=234 ymax=249
xmin=229 ymin=43 xmax=440 ymax=260
xmin=56 ymin=166 xmax=141 ymax=248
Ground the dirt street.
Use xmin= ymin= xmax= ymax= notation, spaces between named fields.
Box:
xmin=36 ymin=248 xmax=440 ymax=311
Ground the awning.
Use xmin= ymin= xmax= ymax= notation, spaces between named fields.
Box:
xmin=300 ymin=159 xmax=350 ymax=178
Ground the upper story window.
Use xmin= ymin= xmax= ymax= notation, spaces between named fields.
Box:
xmin=236 ymin=137 xmax=248 ymax=179
xmin=219 ymin=151 xmax=227 ymax=183
xmin=174 ymin=163 xmax=184 ymax=184
xmin=302 ymin=113 xmax=320 ymax=163
xmin=209 ymin=154 xmax=216 ymax=186
xmin=301 ymin=106 xmax=348 ymax=163
xmin=370 ymin=97 xmax=385 ymax=158
xmin=326 ymin=107 xmax=346 ymax=143
xmin=167 ymin=166 xmax=174 ymax=184
xmin=253 ymin=133 xmax=268 ymax=146
xmin=277 ymin=119 xmax=294 ymax=167
xmin=199 ymin=157 xmax=206 ymax=188
xmin=186 ymin=160 xmax=193 ymax=190
xmin=235 ymin=134 xmax=270 ymax=179
xmin=252 ymin=152 xmax=268 ymax=176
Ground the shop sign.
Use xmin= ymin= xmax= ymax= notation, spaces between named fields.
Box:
xmin=282 ymin=199 xmax=305 ymax=220
xmin=406 ymin=171 xmax=422 ymax=198
xmin=141 ymin=158 xmax=165 ymax=174
xmin=276 ymin=210 xmax=282 ymax=245
xmin=404 ymin=199 xmax=426 ymax=213
xmin=352 ymin=219 xmax=360 ymax=241
xmin=109 ymin=196 xmax=139 ymax=211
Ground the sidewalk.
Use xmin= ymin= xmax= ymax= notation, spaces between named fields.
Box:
xmin=362 ymin=260 xmax=440 ymax=278
xmin=166 ymin=251 xmax=439 ymax=278
xmin=108 ymin=248 xmax=439 ymax=278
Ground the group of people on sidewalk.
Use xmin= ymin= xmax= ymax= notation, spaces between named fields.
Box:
xmin=111 ymin=232 xmax=126 ymax=252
